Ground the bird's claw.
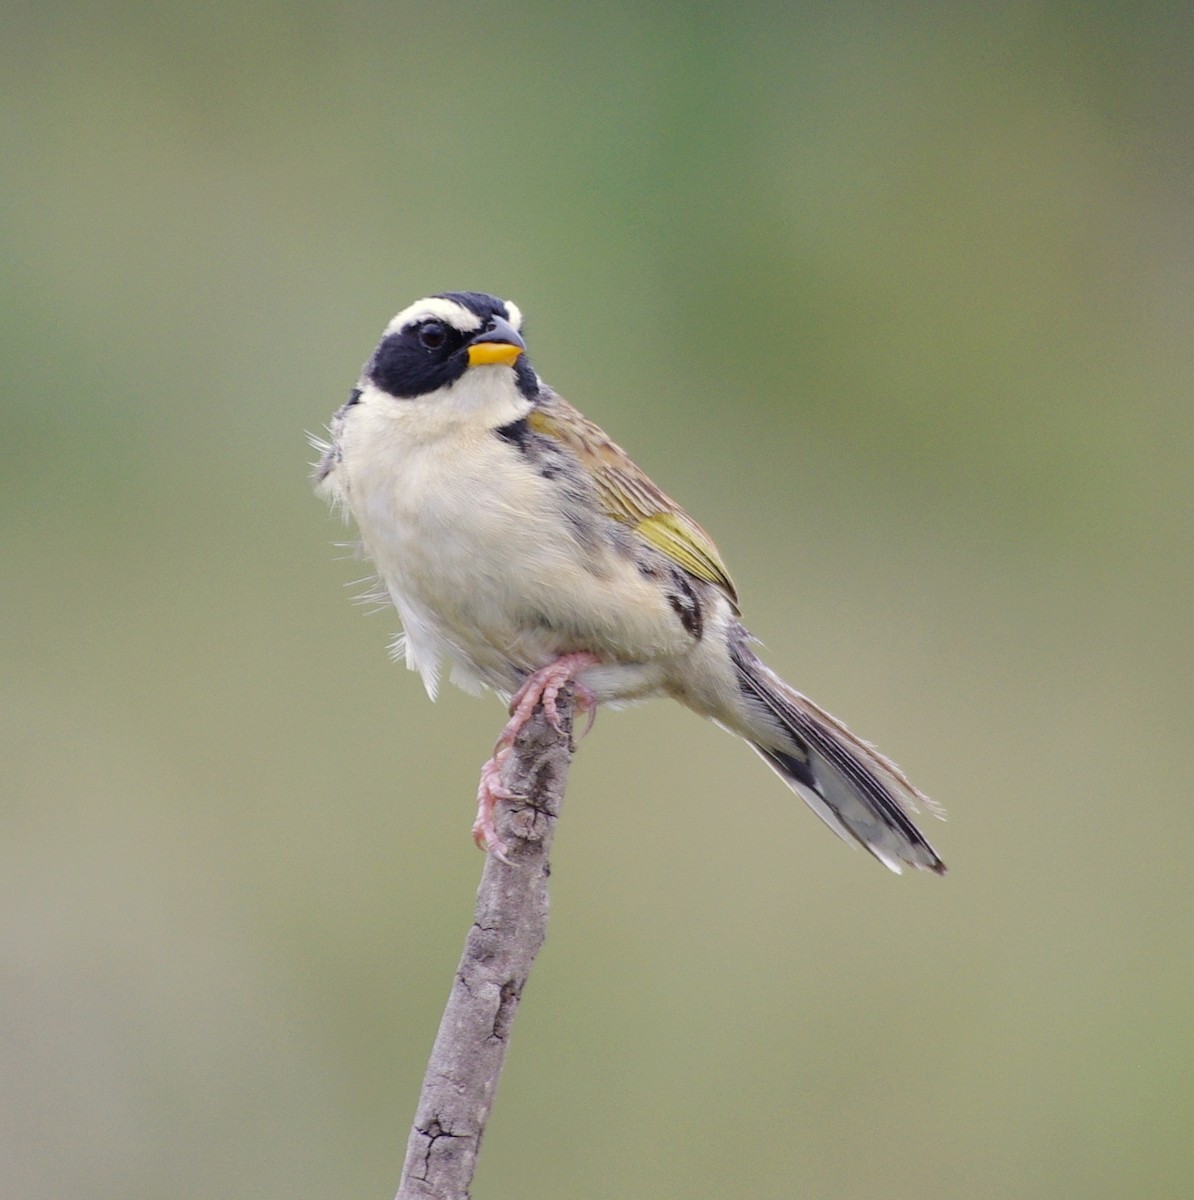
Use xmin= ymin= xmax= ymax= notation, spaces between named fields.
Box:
xmin=473 ymin=652 xmax=602 ymax=859
xmin=505 ymin=652 xmax=600 ymax=736
xmin=575 ymin=696 xmax=598 ymax=740
xmin=473 ymin=755 xmax=523 ymax=863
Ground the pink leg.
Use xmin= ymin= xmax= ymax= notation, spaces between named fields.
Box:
xmin=472 ymin=653 xmax=600 ymax=859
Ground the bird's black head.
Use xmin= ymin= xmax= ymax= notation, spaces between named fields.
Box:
xmin=366 ymin=292 xmax=537 ymax=401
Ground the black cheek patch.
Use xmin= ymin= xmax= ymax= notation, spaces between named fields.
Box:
xmin=369 ymin=331 xmax=467 ymax=399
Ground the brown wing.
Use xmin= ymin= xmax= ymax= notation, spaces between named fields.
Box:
xmin=528 ymin=392 xmax=740 ymax=612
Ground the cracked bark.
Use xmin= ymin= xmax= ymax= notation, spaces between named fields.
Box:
xmin=394 ymin=693 xmax=576 ymax=1200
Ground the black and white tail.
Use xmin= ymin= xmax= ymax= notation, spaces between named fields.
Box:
xmin=731 ymin=644 xmax=946 ymax=874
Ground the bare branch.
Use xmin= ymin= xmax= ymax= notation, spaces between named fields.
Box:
xmin=394 ymin=693 xmax=576 ymax=1200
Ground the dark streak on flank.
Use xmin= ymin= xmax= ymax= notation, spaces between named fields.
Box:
xmin=494 ymin=418 xmax=573 ymax=484
xmin=494 ymin=417 xmax=606 ymax=555
xmin=495 ymin=417 xmax=531 ymax=451
xmin=666 ymin=570 xmax=704 ymax=639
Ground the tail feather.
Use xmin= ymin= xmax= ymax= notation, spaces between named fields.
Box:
xmin=732 ymin=648 xmax=946 ymax=875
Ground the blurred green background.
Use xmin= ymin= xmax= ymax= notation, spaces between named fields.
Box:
xmin=4 ymin=3 xmax=1192 ymax=1197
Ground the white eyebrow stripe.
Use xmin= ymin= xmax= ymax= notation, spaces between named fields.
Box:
xmin=384 ymin=296 xmax=482 ymax=336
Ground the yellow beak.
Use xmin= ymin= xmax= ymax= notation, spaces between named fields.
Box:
xmin=467 ymin=342 xmax=523 ymax=368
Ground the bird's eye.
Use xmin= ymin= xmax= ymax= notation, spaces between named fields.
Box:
xmin=417 ymin=320 xmax=448 ymax=350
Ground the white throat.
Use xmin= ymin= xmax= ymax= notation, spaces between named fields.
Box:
xmin=368 ymin=365 xmax=532 ymax=445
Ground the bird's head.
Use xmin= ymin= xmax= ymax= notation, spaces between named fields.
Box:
xmin=364 ymin=291 xmax=536 ymax=409
xmin=315 ymin=292 xmax=538 ymax=492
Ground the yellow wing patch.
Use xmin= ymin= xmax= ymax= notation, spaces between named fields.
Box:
xmin=634 ymin=511 xmax=737 ymax=604
xmin=527 ymin=398 xmax=740 ymax=611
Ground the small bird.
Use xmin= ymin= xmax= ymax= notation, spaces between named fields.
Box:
xmin=315 ymin=291 xmax=945 ymax=874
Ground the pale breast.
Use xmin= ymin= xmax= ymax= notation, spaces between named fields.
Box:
xmin=338 ymin=404 xmax=700 ymax=699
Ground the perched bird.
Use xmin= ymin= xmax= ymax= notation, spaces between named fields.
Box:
xmin=315 ymin=291 xmax=945 ymax=874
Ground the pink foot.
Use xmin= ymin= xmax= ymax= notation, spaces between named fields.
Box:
xmin=472 ymin=751 xmax=517 ymax=863
xmin=504 ymin=652 xmax=600 ymax=740
xmin=471 ymin=653 xmax=601 ymax=859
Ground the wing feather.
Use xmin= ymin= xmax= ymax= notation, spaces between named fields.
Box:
xmin=527 ymin=393 xmax=739 ymax=610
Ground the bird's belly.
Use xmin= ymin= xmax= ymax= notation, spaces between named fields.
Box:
xmin=347 ymin=438 xmax=688 ymax=698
